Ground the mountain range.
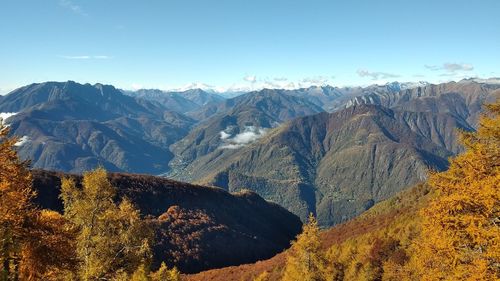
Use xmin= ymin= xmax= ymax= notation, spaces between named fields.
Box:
xmin=0 ymin=81 xmax=195 ymax=173
xmin=168 ymin=89 xmax=325 ymax=178
xmin=124 ymin=88 xmax=225 ymax=114
xmin=1 ymin=79 xmax=498 ymax=227
xmin=169 ymin=80 xmax=500 ymax=225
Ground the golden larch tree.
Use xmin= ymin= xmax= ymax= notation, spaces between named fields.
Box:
xmin=18 ymin=209 xmax=78 ymax=280
xmin=149 ymin=262 xmax=180 ymax=281
xmin=282 ymin=214 xmax=327 ymax=281
xmin=409 ymin=102 xmax=500 ymax=280
xmin=60 ymin=167 xmax=153 ymax=280
xmin=0 ymin=120 xmax=35 ymax=280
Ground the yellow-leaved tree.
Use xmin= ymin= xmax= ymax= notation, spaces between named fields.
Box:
xmin=116 ymin=262 xmax=180 ymax=281
xmin=149 ymin=262 xmax=180 ymax=281
xmin=282 ymin=214 xmax=327 ymax=281
xmin=60 ymin=167 xmax=153 ymax=280
xmin=0 ymin=120 xmax=78 ymax=280
xmin=0 ymin=120 xmax=36 ymax=280
xmin=408 ymin=102 xmax=500 ymax=280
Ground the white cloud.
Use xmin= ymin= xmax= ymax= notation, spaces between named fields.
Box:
xmin=154 ymin=74 xmax=336 ymax=93
xmin=425 ymin=63 xmax=474 ymax=73
xmin=14 ymin=136 xmax=29 ymax=147
xmin=166 ymin=82 xmax=215 ymax=92
xmin=131 ymin=83 xmax=143 ymax=90
xmin=0 ymin=112 xmax=18 ymax=122
xmin=232 ymin=130 xmax=263 ymax=144
xmin=357 ymin=69 xmax=400 ymax=80
xmin=300 ymin=76 xmax=333 ymax=85
xmin=274 ymin=77 xmax=288 ymax=81
xmin=244 ymin=75 xmax=257 ymax=83
xmin=472 ymin=78 xmax=500 ymax=84
xmin=220 ymin=131 xmax=231 ymax=140
xmin=59 ymin=0 xmax=88 ymax=16
xmin=445 ymin=63 xmax=474 ymax=72
xmin=220 ymin=126 xmax=268 ymax=149
xmin=0 ymin=87 xmax=15 ymax=95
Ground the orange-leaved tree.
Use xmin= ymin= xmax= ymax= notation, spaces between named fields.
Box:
xmin=1 ymin=120 xmax=77 ymax=280
xmin=408 ymin=101 xmax=500 ymax=280
xmin=0 ymin=120 xmax=36 ymax=280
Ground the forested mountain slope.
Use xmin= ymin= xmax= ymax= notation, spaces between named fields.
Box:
xmin=31 ymin=170 xmax=302 ymax=273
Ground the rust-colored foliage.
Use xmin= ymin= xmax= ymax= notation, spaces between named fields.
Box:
xmin=19 ymin=210 xmax=77 ymax=280
xmin=154 ymin=205 xmax=229 ymax=272
xmin=186 ymin=184 xmax=432 ymax=281
xmin=31 ymin=170 xmax=301 ymax=274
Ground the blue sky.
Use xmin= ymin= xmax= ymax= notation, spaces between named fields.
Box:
xmin=0 ymin=0 xmax=499 ymax=93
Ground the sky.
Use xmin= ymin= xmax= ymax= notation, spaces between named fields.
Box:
xmin=0 ymin=0 xmax=499 ymax=93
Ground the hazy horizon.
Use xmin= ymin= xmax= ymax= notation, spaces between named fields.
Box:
xmin=2 ymin=76 xmax=500 ymax=96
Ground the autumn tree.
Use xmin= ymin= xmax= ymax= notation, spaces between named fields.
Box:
xmin=18 ymin=210 xmax=78 ymax=280
xmin=282 ymin=214 xmax=327 ymax=281
xmin=61 ymin=167 xmax=153 ymax=280
xmin=114 ymin=262 xmax=180 ymax=281
xmin=0 ymin=120 xmax=36 ymax=280
xmin=408 ymin=102 xmax=500 ymax=279
xmin=149 ymin=262 xmax=180 ymax=281
xmin=0 ymin=120 xmax=78 ymax=280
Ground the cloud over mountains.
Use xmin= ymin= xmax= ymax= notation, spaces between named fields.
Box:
xmin=220 ymin=126 xmax=268 ymax=149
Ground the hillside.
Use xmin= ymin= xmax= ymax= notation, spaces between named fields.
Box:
xmin=0 ymin=81 xmax=195 ymax=174
xmin=170 ymin=80 xmax=499 ymax=226
xmin=169 ymin=89 xmax=324 ymax=179
xmin=186 ymin=183 xmax=433 ymax=281
xmin=179 ymin=104 xmax=465 ymax=225
xmin=186 ymin=98 xmax=500 ymax=280
xmin=30 ymin=170 xmax=302 ymax=273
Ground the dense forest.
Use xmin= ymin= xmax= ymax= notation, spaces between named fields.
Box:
xmin=1 ymin=101 xmax=499 ymax=280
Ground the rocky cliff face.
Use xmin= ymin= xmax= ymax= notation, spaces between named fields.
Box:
xmin=345 ymin=80 xmax=500 ymax=126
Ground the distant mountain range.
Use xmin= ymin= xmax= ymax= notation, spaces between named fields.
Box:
xmin=0 ymin=81 xmax=195 ymax=173
xmin=168 ymin=89 xmax=325 ymax=178
xmin=123 ymin=88 xmax=225 ymax=114
xmin=1 ymin=79 xmax=498 ymax=226
xmin=184 ymin=104 xmax=464 ymax=225
xmin=168 ymin=80 xmax=500 ymax=225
